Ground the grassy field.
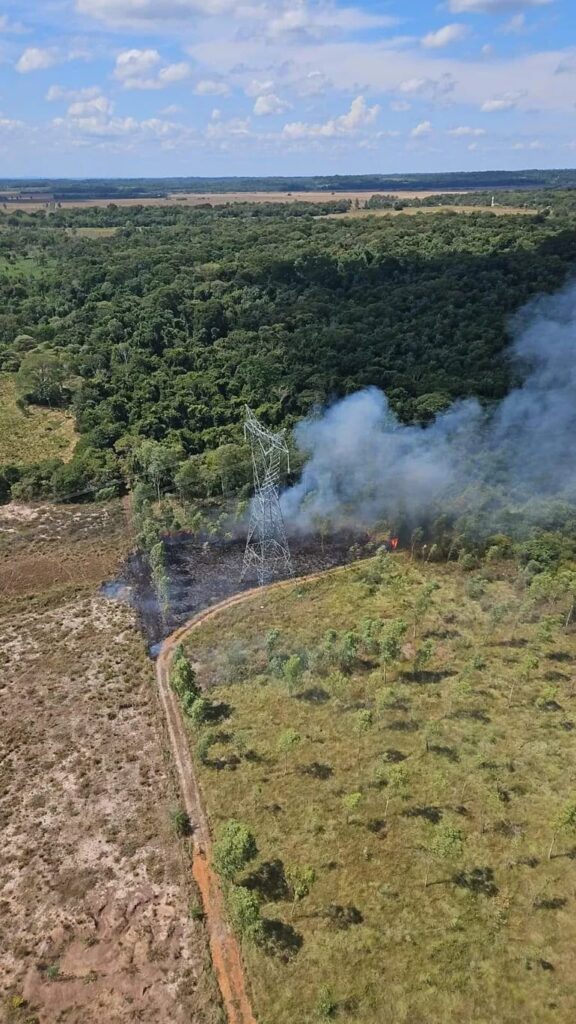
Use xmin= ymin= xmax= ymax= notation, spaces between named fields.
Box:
xmin=0 ymin=189 xmax=469 ymax=212
xmin=65 ymin=226 xmax=118 ymax=238
xmin=324 ymin=205 xmax=534 ymax=219
xmin=0 ymin=374 xmax=77 ymax=465
xmin=184 ymin=553 xmax=576 ymax=1024
xmin=0 ymin=500 xmax=223 ymax=1024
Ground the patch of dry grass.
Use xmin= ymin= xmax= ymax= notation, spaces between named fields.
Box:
xmin=0 ymin=374 xmax=77 ymax=466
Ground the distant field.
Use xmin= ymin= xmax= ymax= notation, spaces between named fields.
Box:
xmin=0 ymin=374 xmax=77 ymax=465
xmin=0 ymin=189 xmax=470 ymax=211
xmin=65 ymin=226 xmax=118 ymax=238
xmin=325 ymin=204 xmax=535 ymax=219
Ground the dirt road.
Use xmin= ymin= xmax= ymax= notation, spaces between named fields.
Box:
xmin=156 ymin=564 xmax=355 ymax=1024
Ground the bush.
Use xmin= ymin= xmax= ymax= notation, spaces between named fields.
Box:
xmin=225 ymin=885 xmax=264 ymax=943
xmin=213 ymin=819 xmax=258 ymax=881
xmin=171 ymin=807 xmax=191 ymax=838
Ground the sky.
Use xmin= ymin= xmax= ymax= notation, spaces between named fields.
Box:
xmin=0 ymin=0 xmax=574 ymax=177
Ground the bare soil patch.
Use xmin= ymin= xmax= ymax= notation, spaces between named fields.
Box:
xmin=0 ymin=502 xmax=222 ymax=1024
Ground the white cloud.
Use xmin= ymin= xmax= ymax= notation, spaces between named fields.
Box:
xmin=283 ymin=94 xmax=379 ymax=139
xmin=195 ymin=79 xmax=230 ymax=95
xmin=448 ymin=124 xmax=486 ymax=135
xmin=251 ymin=64 xmax=331 ymax=99
xmin=411 ymin=119 xmax=433 ymax=137
xmin=53 ymin=101 xmax=190 ymax=152
xmin=160 ymin=103 xmax=183 ymax=114
xmin=555 ymin=52 xmax=576 ymax=74
xmin=0 ymin=116 xmax=25 ymax=131
xmin=421 ymin=23 xmax=468 ymax=49
xmin=16 ymin=47 xmax=59 ymax=73
xmin=76 ymin=0 xmax=237 ymax=23
xmin=68 ymin=95 xmax=114 ymax=117
xmin=0 ymin=14 xmax=26 ymax=33
xmin=114 ymin=47 xmax=160 ymax=80
xmin=158 ymin=62 xmax=191 ymax=83
xmin=46 ymin=84 xmax=102 ymax=102
xmin=113 ymin=49 xmax=190 ymax=89
xmin=390 ymin=100 xmax=411 ymax=111
xmin=481 ymin=91 xmax=524 ymax=110
xmin=512 ymin=138 xmax=544 ymax=149
xmin=245 ymin=78 xmax=274 ymax=97
xmin=448 ymin=0 xmax=552 ymax=12
xmin=501 ymin=13 xmax=526 ymax=32
xmin=205 ymin=116 xmax=252 ymax=147
xmin=398 ymin=74 xmax=456 ymax=102
xmin=253 ymin=93 xmax=290 ymax=116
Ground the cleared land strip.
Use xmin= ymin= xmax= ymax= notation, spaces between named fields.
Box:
xmin=156 ymin=565 xmax=355 ymax=1024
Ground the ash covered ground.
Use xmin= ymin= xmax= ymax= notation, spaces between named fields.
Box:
xmin=114 ymin=529 xmax=374 ymax=649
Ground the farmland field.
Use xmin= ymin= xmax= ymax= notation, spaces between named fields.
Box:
xmin=0 ymin=189 xmax=469 ymax=212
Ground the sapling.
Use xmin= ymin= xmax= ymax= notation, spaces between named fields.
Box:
xmin=548 ymin=801 xmax=576 ymax=860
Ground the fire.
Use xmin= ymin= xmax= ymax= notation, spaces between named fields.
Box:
xmin=390 ymin=537 xmax=399 ymax=550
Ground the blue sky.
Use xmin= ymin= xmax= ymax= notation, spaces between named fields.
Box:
xmin=0 ymin=0 xmax=574 ymax=176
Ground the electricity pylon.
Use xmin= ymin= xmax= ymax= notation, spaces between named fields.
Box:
xmin=241 ymin=406 xmax=293 ymax=585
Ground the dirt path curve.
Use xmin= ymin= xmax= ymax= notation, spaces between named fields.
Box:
xmin=156 ymin=563 xmax=355 ymax=1024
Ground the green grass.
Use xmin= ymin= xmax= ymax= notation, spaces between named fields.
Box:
xmin=0 ymin=374 xmax=77 ymax=465
xmin=65 ymin=227 xmax=118 ymax=239
xmin=185 ymin=555 xmax=576 ymax=1024
xmin=0 ymin=254 xmax=48 ymax=278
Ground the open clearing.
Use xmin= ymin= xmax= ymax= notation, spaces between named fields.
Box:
xmin=0 ymin=189 xmax=471 ymax=212
xmin=182 ymin=552 xmax=576 ymax=1024
xmin=324 ymin=204 xmax=534 ymax=219
xmin=0 ymin=501 xmax=222 ymax=1024
xmin=0 ymin=375 xmax=77 ymax=466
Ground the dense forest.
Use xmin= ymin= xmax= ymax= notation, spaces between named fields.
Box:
xmin=2 ymin=191 xmax=576 ymax=506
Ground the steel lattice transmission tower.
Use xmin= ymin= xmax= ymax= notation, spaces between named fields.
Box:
xmin=241 ymin=406 xmax=294 ymax=585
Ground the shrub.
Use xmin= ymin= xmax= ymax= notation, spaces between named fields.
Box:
xmin=213 ymin=820 xmax=257 ymax=881
xmin=171 ymin=807 xmax=191 ymax=838
xmin=225 ymin=885 xmax=264 ymax=943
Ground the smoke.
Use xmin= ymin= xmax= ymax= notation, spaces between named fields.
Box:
xmin=281 ymin=280 xmax=576 ymax=535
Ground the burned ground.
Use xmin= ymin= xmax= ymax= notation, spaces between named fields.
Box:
xmin=122 ymin=528 xmax=374 ymax=647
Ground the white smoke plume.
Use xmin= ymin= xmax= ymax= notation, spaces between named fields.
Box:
xmin=281 ymin=280 xmax=576 ymax=534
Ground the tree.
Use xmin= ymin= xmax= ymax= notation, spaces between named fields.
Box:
xmin=286 ymin=865 xmax=316 ymax=918
xmin=424 ymin=823 xmax=465 ymax=887
xmin=16 ymin=350 xmax=67 ymax=406
xmin=412 ymin=582 xmax=438 ymax=640
xmin=548 ymin=801 xmax=576 ymax=860
xmin=382 ymin=763 xmax=410 ymax=818
xmin=342 ymin=791 xmax=362 ymax=823
xmin=276 ymin=728 xmax=301 ymax=775
xmin=135 ymin=439 xmax=181 ymax=499
xmin=379 ymin=619 xmax=408 ymax=683
xmin=213 ymin=820 xmax=258 ymax=881
xmin=354 ymin=709 xmax=373 ymax=767
xmin=414 ymin=639 xmax=435 ymax=678
xmin=170 ymin=807 xmax=190 ymax=838
xmin=170 ymin=645 xmax=200 ymax=700
xmin=283 ymin=654 xmax=304 ymax=694
xmin=508 ymin=653 xmax=539 ymax=707
xmin=226 ymin=885 xmax=264 ymax=943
